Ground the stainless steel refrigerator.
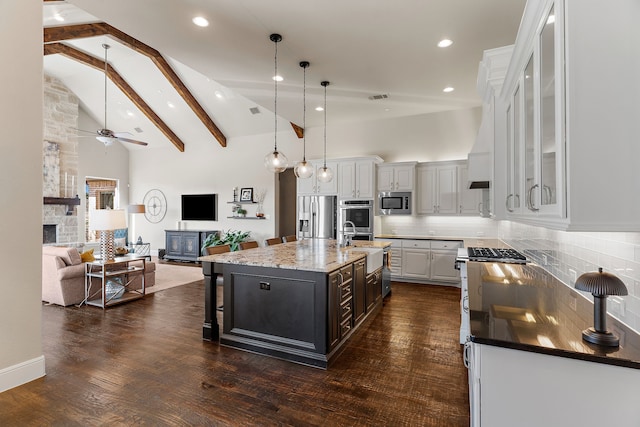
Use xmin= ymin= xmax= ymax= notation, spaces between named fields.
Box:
xmin=297 ymin=195 xmax=337 ymax=239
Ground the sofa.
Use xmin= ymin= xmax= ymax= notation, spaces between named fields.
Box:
xmin=42 ymin=246 xmax=155 ymax=306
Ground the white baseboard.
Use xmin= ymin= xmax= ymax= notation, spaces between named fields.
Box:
xmin=0 ymin=355 xmax=46 ymax=393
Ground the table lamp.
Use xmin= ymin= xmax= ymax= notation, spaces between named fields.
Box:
xmin=127 ymin=204 xmax=146 ymax=244
xmin=574 ymin=267 xmax=628 ymax=347
xmin=90 ymin=209 xmax=127 ymax=261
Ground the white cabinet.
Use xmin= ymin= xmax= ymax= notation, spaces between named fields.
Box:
xmin=430 ymin=240 xmax=462 ymax=282
xmin=496 ymin=0 xmax=640 ymax=231
xmin=297 ymin=160 xmax=338 ymax=195
xmin=392 ymin=239 xmax=462 ymax=283
xmin=458 ymin=165 xmax=483 ymax=215
xmin=338 ymin=159 xmax=376 ymax=199
xmin=417 ymin=164 xmax=458 ymax=214
xmin=377 ymin=163 xmax=416 ymax=192
xmin=464 ymin=342 xmax=640 ymax=427
xmin=401 ymin=240 xmax=431 ymax=279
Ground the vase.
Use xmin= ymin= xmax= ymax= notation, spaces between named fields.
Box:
xmin=256 ymin=203 xmax=264 ymax=218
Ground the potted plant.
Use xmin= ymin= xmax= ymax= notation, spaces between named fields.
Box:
xmin=201 ymin=229 xmax=251 ymax=255
xmin=237 ymin=207 xmax=247 ymax=217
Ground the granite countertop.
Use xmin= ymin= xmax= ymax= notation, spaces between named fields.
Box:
xmin=467 ymin=261 xmax=640 ymax=369
xmin=198 ymin=239 xmax=380 ymax=273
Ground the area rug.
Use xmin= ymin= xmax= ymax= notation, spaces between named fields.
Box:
xmin=147 ymin=259 xmax=205 ymax=294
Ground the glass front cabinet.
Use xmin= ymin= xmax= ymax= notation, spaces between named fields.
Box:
xmin=498 ymin=0 xmax=640 ymax=231
xmin=503 ymin=1 xmax=565 ymax=223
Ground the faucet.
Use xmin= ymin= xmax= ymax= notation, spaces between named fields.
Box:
xmin=342 ymin=221 xmax=357 ymax=247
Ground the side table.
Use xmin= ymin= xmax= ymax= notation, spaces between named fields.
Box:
xmin=84 ymin=255 xmax=146 ymax=308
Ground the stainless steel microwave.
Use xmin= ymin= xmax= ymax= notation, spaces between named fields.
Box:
xmin=377 ymin=191 xmax=412 ymax=215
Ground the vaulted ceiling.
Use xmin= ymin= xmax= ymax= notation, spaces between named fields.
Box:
xmin=43 ymin=0 xmax=527 ymax=151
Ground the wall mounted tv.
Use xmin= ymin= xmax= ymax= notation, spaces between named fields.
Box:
xmin=181 ymin=194 xmax=218 ymax=221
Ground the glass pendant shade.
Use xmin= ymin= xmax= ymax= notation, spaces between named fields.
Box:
xmin=317 ymin=166 xmax=333 ymax=183
xmin=264 ymin=150 xmax=288 ymax=173
xmin=265 ymin=33 xmax=287 ymax=173
xmin=294 ymin=160 xmax=314 ymax=179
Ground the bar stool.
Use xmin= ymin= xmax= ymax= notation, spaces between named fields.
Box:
xmin=282 ymin=235 xmax=297 ymax=242
xmin=204 ymin=244 xmax=230 ymax=311
xmin=265 ymin=237 xmax=283 ymax=246
xmin=239 ymin=241 xmax=259 ymax=250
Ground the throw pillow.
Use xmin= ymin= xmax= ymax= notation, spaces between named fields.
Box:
xmin=80 ymin=248 xmax=95 ymax=262
xmin=114 ymin=237 xmax=127 ymax=248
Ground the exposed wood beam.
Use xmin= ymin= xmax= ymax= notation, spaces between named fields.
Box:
xmin=290 ymin=122 xmax=304 ymax=139
xmin=44 ymin=23 xmax=227 ymax=147
xmin=44 ymin=43 xmax=185 ymax=152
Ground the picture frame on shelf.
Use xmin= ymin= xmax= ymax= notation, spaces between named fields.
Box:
xmin=240 ymin=187 xmax=253 ymax=202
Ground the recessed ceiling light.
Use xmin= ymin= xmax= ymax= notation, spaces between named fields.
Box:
xmin=443 ymin=86 xmax=454 ymax=93
xmin=192 ymin=16 xmax=209 ymax=27
xmin=126 ymin=110 xmax=134 ymax=117
xmin=214 ymin=91 xmax=224 ymax=99
xmin=437 ymin=39 xmax=453 ymax=48
xmin=167 ymin=101 xmax=175 ymax=108
xmin=53 ymin=13 xmax=65 ymax=22
xmin=546 ymin=15 xmax=555 ymax=25
xmin=272 ymin=75 xmax=283 ymax=82
xmin=315 ymin=106 xmax=324 ymax=112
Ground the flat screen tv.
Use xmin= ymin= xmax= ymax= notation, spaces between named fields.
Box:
xmin=181 ymin=194 xmax=217 ymax=221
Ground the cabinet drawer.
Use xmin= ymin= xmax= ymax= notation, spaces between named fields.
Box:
xmin=403 ymin=239 xmax=431 ymax=249
xmin=340 ymin=265 xmax=353 ymax=282
xmin=340 ymin=282 xmax=352 ymax=302
xmin=431 ymin=240 xmax=463 ymax=250
xmin=340 ymin=317 xmax=352 ymax=336
xmin=340 ymin=299 xmax=353 ymax=320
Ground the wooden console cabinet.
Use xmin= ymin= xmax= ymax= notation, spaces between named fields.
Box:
xmin=164 ymin=230 xmax=218 ymax=262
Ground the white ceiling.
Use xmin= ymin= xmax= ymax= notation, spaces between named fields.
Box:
xmin=43 ymin=0 xmax=526 ymax=150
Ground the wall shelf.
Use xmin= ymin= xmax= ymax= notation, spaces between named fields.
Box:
xmin=226 ymin=216 xmax=266 ymax=220
xmin=226 ymin=201 xmax=257 ymax=204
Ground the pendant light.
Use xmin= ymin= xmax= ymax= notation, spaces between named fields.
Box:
xmin=294 ymin=61 xmax=313 ymax=179
xmin=317 ymin=81 xmax=333 ymax=183
xmin=264 ymin=33 xmax=288 ymax=173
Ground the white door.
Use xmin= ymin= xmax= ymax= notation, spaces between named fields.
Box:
xmin=401 ymin=248 xmax=430 ymax=278
xmin=338 ymin=162 xmax=356 ymax=198
xmin=394 ymin=165 xmax=415 ymax=191
xmin=377 ymin=166 xmax=394 ymax=192
xmin=417 ymin=166 xmax=437 ymax=214
xmin=355 ymin=161 xmax=374 ymax=199
xmin=430 ymin=249 xmax=460 ymax=282
xmin=458 ymin=165 xmax=482 ymax=215
xmin=436 ymin=166 xmax=458 ymax=214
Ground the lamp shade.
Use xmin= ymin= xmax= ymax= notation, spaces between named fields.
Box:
xmin=90 ymin=209 xmax=127 ymax=231
xmin=575 ymin=267 xmax=628 ymax=296
xmin=127 ymin=204 xmax=146 ymax=214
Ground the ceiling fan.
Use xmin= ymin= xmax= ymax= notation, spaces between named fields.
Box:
xmin=77 ymin=43 xmax=148 ymax=147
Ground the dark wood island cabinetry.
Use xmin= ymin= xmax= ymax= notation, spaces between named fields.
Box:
xmin=200 ymin=239 xmax=389 ymax=368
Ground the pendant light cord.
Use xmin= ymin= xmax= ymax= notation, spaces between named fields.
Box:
xmin=323 ymin=82 xmax=327 ymax=169
xmin=103 ymin=44 xmax=108 ymax=128
xmin=273 ymin=39 xmax=278 ymax=152
xmin=302 ymin=63 xmax=307 ymax=162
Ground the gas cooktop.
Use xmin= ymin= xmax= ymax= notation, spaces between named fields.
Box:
xmin=466 ymin=247 xmax=527 ymax=264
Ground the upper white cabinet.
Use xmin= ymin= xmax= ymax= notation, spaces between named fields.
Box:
xmin=297 ymin=160 xmax=338 ymax=195
xmin=458 ymin=165 xmax=484 ymax=215
xmin=417 ymin=163 xmax=458 ymax=214
xmin=497 ymin=0 xmax=640 ymax=231
xmin=338 ymin=158 xmax=380 ymax=199
xmin=377 ymin=162 xmax=416 ymax=192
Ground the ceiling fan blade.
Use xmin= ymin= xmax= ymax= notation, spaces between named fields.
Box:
xmin=73 ymin=127 xmax=97 ymax=135
xmin=117 ymin=137 xmax=148 ymax=146
xmin=113 ymin=132 xmax=133 ymax=138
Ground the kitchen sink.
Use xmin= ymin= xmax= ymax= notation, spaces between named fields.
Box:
xmin=350 ymin=247 xmax=383 ymax=274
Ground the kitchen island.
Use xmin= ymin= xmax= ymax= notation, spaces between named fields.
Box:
xmin=199 ymin=239 xmax=389 ymax=368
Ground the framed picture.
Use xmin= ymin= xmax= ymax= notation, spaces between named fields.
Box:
xmin=240 ymin=187 xmax=253 ymax=202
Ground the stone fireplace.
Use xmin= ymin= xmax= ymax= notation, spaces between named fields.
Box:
xmin=43 ymin=75 xmax=80 ymax=244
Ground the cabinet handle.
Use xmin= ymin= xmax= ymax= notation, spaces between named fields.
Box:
xmin=357 ymin=190 xmax=360 ymax=197
xmin=477 ymin=202 xmax=482 ymax=213
xmin=338 ymin=272 xmax=343 ymax=284
xmin=460 ymin=205 xmax=463 ymax=214
xmin=506 ymin=194 xmax=514 ymax=213
xmin=463 ymin=295 xmax=469 ymax=313
xmin=463 ymin=342 xmax=470 ymax=368
xmin=527 ymin=184 xmax=539 ymax=212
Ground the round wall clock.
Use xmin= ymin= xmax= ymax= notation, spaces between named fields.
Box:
xmin=143 ymin=189 xmax=167 ymax=223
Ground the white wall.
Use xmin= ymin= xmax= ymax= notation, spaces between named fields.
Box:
xmin=0 ymin=0 xmax=45 ymax=391
xmin=77 ymin=107 xmax=130 ymax=241
xmin=129 ymin=107 xmax=482 ymax=251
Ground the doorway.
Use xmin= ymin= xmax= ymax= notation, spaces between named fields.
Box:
xmin=85 ymin=177 xmax=119 ymax=242
xmin=278 ymin=169 xmax=297 ymax=237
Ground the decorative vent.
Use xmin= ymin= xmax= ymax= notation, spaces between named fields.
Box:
xmin=134 ymin=127 xmax=143 ymax=133
xmin=249 ymin=107 xmax=261 ymax=115
xmin=368 ymin=94 xmax=389 ymax=101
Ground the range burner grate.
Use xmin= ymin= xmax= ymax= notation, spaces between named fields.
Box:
xmin=467 ymin=247 xmax=527 ymax=263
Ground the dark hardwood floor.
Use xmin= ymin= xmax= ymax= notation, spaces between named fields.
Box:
xmin=1 ymin=281 xmax=469 ymax=426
